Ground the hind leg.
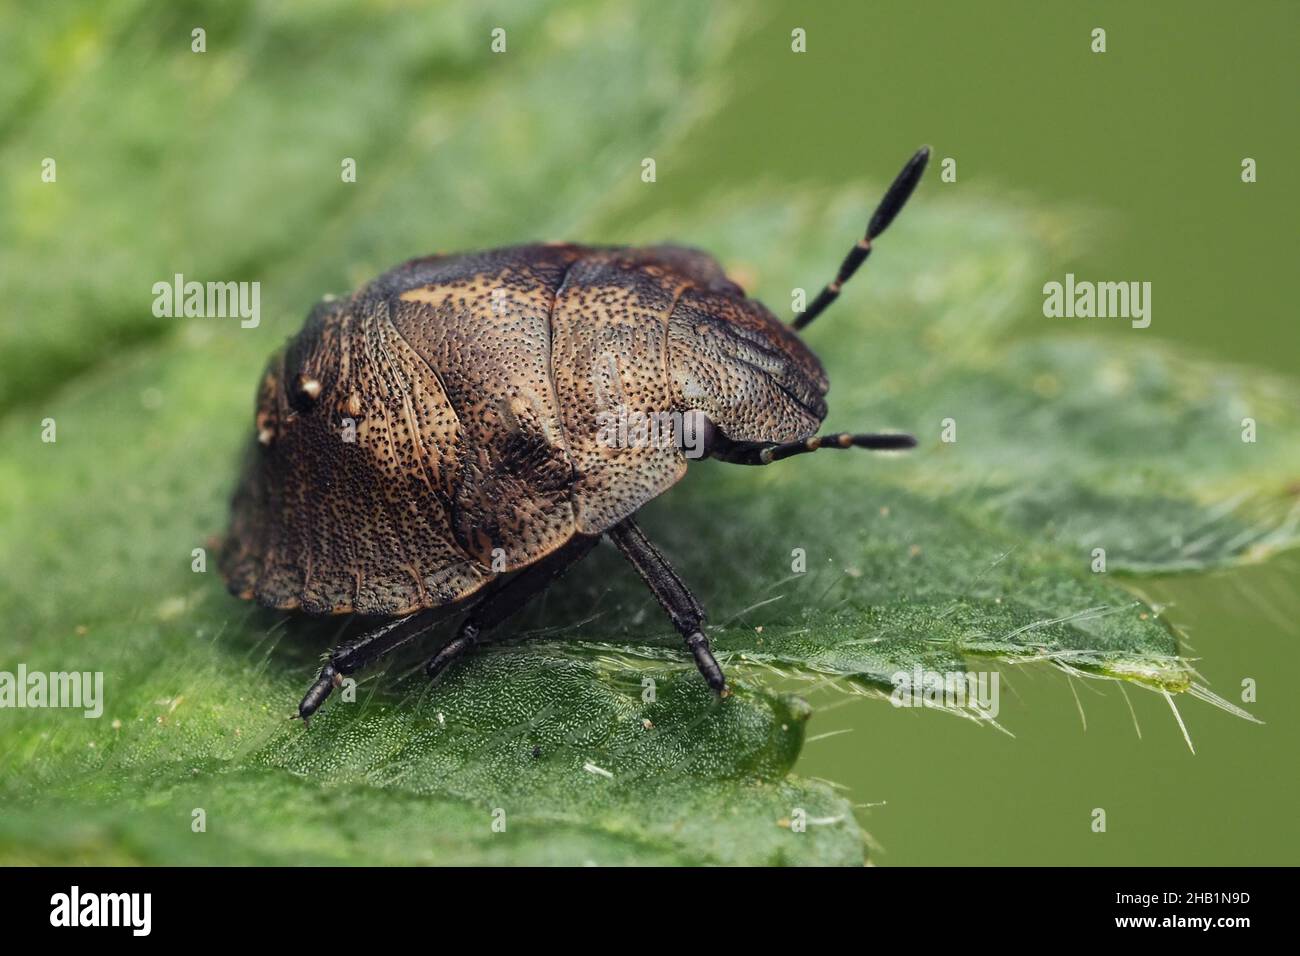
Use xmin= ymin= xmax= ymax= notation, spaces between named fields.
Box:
xmin=300 ymin=535 xmax=599 ymax=719
xmin=297 ymin=609 xmax=444 ymax=722
xmin=425 ymin=533 xmax=601 ymax=680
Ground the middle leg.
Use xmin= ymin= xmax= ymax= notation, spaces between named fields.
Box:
xmin=425 ymin=532 xmax=600 ymax=680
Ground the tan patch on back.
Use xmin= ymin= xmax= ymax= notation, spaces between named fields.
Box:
xmin=386 ymin=248 xmax=583 ymax=571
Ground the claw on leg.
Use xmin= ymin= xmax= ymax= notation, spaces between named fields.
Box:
xmin=298 ymin=663 xmax=338 ymax=723
xmin=608 ymin=517 xmax=730 ymax=697
xmin=425 ymin=628 xmax=477 ymax=681
xmin=686 ymin=631 xmax=727 ymax=695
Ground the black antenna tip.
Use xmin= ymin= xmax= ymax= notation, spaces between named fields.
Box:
xmin=866 ymin=146 xmax=932 ymax=240
xmin=852 ymin=432 xmax=918 ymax=451
xmin=788 ymin=145 xmax=932 ymax=332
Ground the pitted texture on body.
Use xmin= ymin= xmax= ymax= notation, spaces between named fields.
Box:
xmin=386 ymin=245 xmax=583 ymax=568
xmin=223 ymin=295 xmax=485 ymax=615
xmin=668 ymin=289 xmax=828 ymax=443
xmin=221 ymin=243 xmax=829 ymax=615
xmin=549 ymin=248 xmax=691 ymax=533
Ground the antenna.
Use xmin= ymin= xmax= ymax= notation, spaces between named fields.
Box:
xmin=792 ymin=146 xmax=931 ymax=331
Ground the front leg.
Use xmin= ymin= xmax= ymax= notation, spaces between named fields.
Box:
xmin=606 ymin=517 xmax=726 ymax=694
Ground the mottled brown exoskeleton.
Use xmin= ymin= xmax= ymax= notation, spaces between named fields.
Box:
xmin=221 ymin=148 xmax=930 ymax=720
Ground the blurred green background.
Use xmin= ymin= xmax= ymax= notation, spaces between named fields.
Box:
xmin=677 ymin=0 xmax=1297 ymax=865
xmin=1 ymin=0 xmax=1296 ymax=865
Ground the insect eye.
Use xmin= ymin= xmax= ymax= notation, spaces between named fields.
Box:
xmin=289 ymin=373 xmax=322 ymax=414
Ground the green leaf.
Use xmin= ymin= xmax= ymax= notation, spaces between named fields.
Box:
xmin=0 ymin=651 xmax=856 ymax=865
xmin=1 ymin=0 xmax=1293 ymax=865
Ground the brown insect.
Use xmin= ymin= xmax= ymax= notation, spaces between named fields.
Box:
xmin=221 ymin=148 xmax=930 ymax=720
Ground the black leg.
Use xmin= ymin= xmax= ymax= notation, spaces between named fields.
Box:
xmin=606 ymin=517 xmax=726 ymax=694
xmin=298 ymin=609 xmax=443 ymax=722
xmin=425 ymin=533 xmax=600 ymax=681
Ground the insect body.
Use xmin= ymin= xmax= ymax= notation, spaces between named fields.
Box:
xmin=220 ymin=147 xmax=930 ymax=720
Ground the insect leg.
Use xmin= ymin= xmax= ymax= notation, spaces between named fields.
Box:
xmin=606 ymin=517 xmax=726 ymax=694
xmin=425 ymin=533 xmax=600 ymax=681
xmin=297 ymin=609 xmax=448 ymax=722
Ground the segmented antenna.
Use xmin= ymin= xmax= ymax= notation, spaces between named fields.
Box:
xmin=792 ymin=146 xmax=931 ymax=331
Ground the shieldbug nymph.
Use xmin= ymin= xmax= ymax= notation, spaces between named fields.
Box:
xmin=220 ymin=147 xmax=930 ymax=721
